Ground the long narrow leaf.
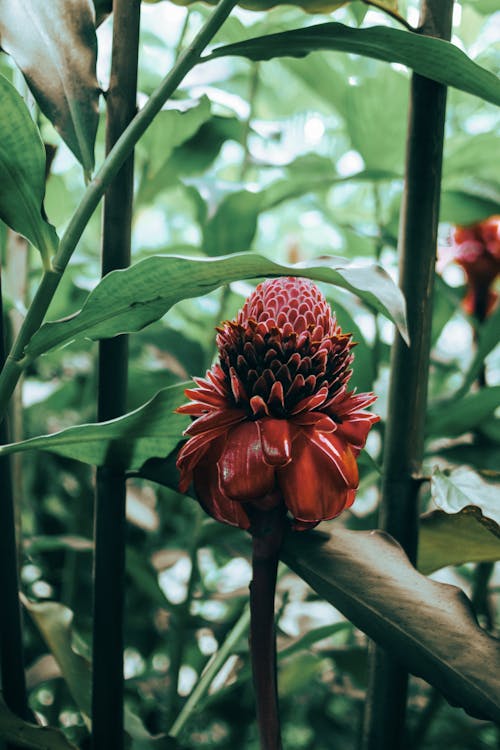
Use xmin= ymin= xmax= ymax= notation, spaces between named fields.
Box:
xmin=24 ymin=253 xmax=408 ymax=360
xmin=205 ymin=23 xmax=500 ymax=107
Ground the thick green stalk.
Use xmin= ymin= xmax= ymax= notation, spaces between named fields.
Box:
xmin=0 ymin=0 xmax=239 ymax=422
xmin=361 ymin=2 xmax=453 ymax=749
xmin=0 ymin=267 xmax=30 ymax=740
xmin=91 ymin=2 xmax=140 ymax=749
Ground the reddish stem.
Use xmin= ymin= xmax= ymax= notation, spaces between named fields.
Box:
xmin=249 ymin=506 xmax=286 ymax=750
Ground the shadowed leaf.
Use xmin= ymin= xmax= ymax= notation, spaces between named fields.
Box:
xmin=0 ymin=0 xmax=100 ymax=173
xmin=282 ymin=526 xmax=500 ymax=723
xmin=0 ymin=74 xmax=58 ymax=264
xmin=24 ymin=253 xmax=408 ymax=360
xmin=0 ymin=384 xmax=189 ymax=469
xmin=206 ymin=23 xmax=500 ymax=107
xmin=0 ymin=694 xmax=78 ymax=750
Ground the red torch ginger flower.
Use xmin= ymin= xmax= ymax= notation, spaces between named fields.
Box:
xmin=176 ymin=277 xmax=379 ymax=530
xmin=452 ymin=216 xmax=500 ymax=320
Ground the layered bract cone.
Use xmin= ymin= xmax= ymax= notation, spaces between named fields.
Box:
xmin=176 ymin=277 xmax=379 ymax=530
xmin=452 ymin=216 xmax=500 ymax=319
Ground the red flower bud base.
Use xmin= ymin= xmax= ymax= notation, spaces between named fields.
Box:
xmin=176 ymin=277 xmax=379 ymax=530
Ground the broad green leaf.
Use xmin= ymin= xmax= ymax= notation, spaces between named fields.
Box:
xmin=418 ymin=467 xmax=500 ymax=573
xmin=137 ymin=97 xmax=212 ymax=202
xmin=345 ymin=68 xmax=408 ymax=173
xmin=0 ymin=384 xmax=189 ymax=469
xmin=203 ymin=191 xmax=263 ymax=256
xmin=0 ymin=0 xmax=99 ymax=174
xmin=440 ymin=189 xmax=500 ymax=225
xmin=427 ymin=386 xmax=500 ymax=437
xmin=205 ymin=23 xmax=500 ymax=107
xmin=282 ymin=527 xmax=500 ymax=723
xmin=25 ymin=254 xmax=408 ymax=360
xmin=419 ymin=510 xmax=500 ymax=575
xmin=0 ymin=74 xmax=58 ymax=264
xmin=453 ymin=305 xmax=500 ymax=399
xmin=431 ymin=467 xmax=500 ymax=524
xmin=0 ymin=694 xmax=78 ymax=750
xmin=23 ymin=597 xmax=92 ymax=726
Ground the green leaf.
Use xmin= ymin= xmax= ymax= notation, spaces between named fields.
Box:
xmin=205 ymin=23 xmax=500 ymax=107
xmin=24 ymin=597 xmax=182 ymax=747
xmin=0 ymin=693 xmax=78 ymax=750
xmin=23 ymin=597 xmax=92 ymax=726
xmin=281 ymin=526 xmax=500 ymax=723
xmin=0 ymin=0 xmax=99 ymax=173
xmin=419 ymin=510 xmax=500 ymax=575
xmin=427 ymin=386 xmax=500 ymax=437
xmin=203 ymin=191 xmax=263 ymax=256
xmin=345 ymin=68 xmax=408 ymax=173
xmin=137 ymin=97 xmax=212 ymax=203
xmin=0 ymin=74 xmax=58 ymax=264
xmin=418 ymin=467 xmax=500 ymax=574
xmin=431 ymin=467 xmax=500 ymax=524
xmin=0 ymin=384 xmax=189 ymax=469
xmin=453 ymin=304 xmax=500 ymax=399
xmin=172 ymin=0 xmax=348 ymax=14
xmin=25 ymin=253 xmax=408 ymax=360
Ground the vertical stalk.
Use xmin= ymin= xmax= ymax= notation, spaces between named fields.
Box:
xmin=91 ymin=3 xmax=140 ymax=749
xmin=249 ymin=507 xmax=285 ymax=750
xmin=0 ymin=267 xmax=30 ymax=733
xmin=361 ymin=3 xmax=453 ymax=750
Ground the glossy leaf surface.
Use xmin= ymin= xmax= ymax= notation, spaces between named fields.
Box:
xmin=25 ymin=253 xmax=408 ymax=359
xmin=206 ymin=23 xmax=500 ymax=107
xmin=282 ymin=527 xmax=500 ymax=722
xmin=0 ymin=0 xmax=99 ymax=173
xmin=0 ymin=74 xmax=58 ymax=262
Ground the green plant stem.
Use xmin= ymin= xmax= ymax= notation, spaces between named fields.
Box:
xmin=0 ymin=267 xmax=30 ymax=736
xmin=249 ymin=507 xmax=286 ymax=750
xmin=0 ymin=0 xmax=239 ymax=424
xmin=91 ymin=3 xmax=140 ymax=749
xmin=240 ymin=62 xmax=260 ymax=181
xmin=164 ymin=506 xmax=203 ymax=729
xmin=361 ymin=2 xmax=454 ymax=750
xmin=371 ymin=183 xmax=384 ymax=380
xmin=169 ymin=601 xmax=251 ymax=739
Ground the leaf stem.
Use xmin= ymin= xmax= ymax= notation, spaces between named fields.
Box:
xmin=164 ymin=505 xmax=203 ymax=729
xmin=0 ymin=0 xmax=239 ymax=423
xmin=249 ymin=507 xmax=286 ymax=750
xmin=91 ymin=1 xmax=141 ymax=749
xmin=361 ymin=2 xmax=454 ymax=750
xmin=169 ymin=601 xmax=251 ymax=739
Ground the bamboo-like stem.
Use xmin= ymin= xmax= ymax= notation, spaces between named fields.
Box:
xmin=91 ymin=3 xmax=140 ymax=749
xmin=361 ymin=3 xmax=454 ymax=750
xmin=0 ymin=267 xmax=30 ymax=732
xmin=0 ymin=0 xmax=239 ymax=423
xmin=249 ymin=507 xmax=285 ymax=750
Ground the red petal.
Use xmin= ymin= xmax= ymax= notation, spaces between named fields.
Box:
xmin=277 ymin=431 xmax=358 ymax=522
xmin=256 ymin=418 xmax=293 ymax=467
xmin=193 ymin=444 xmax=250 ymax=529
xmin=176 ymin=427 xmax=228 ymax=492
xmin=292 ymin=412 xmax=336 ymax=432
xmin=217 ymin=421 xmax=275 ymax=501
xmin=184 ymin=407 xmax=245 ymax=436
xmin=336 ymin=414 xmax=379 ymax=455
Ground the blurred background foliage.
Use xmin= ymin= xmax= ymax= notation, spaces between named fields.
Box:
xmin=0 ymin=0 xmax=499 ymax=747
